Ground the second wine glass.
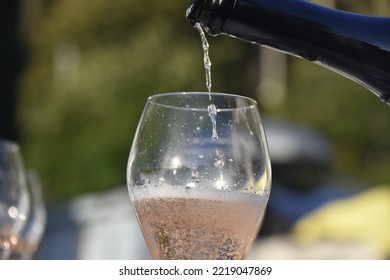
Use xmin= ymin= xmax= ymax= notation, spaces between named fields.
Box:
xmin=127 ymin=92 xmax=272 ymax=260
xmin=0 ymin=140 xmax=29 ymax=259
xmin=10 ymin=170 xmax=47 ymax=260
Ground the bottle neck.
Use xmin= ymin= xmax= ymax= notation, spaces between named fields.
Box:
xmin=187 ymin=0 xmax=236 ymax=35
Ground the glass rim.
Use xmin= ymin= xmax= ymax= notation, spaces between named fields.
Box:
xmin=147 ymin=92 xmax=258 ymax=111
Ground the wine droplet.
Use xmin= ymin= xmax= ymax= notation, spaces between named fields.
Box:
xmin=208 ymin=104 xmax=218 ymax=140
xmin=195 ymin=24 xmax=219 ymax=140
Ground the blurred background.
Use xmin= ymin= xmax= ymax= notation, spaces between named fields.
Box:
xmin=1 ymin=0 xmax=390 ymax=259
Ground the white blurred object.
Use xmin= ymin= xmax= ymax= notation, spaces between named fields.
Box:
xmin=36 ymin=187 xmax=149 ymax=260
xmin=263 ymin=118 xmax=333 ymax=165
xmin=247 ymin=235 xmax=379 ymax=260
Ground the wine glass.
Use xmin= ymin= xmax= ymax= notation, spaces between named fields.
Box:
xmin=127 ymin=92 xmax=271 ymax=260
xmin=0 ymin=139 xmax=30 ymax=259
xmin=10 ymin=170 xmax=47 ymax=259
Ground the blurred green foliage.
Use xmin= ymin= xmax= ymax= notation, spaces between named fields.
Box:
xmin=276 ymin=58 xmax=390 ymax=185
xmin=17 ymin=0 xmax=390 ymax=201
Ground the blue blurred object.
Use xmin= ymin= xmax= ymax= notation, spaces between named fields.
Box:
xmin=268 ymin=182 xmax=356 ymax=224
xmin=260 ymin=118 xmax=361 ymax=235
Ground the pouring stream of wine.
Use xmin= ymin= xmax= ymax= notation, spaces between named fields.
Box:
xmin=195 ymin=23 xmax=212 ymax=95
xmin=194 ymin=23 xmax=219 ymax=140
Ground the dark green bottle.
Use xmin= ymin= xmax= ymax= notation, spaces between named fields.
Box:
xmin=186 ymin=0 xmax=390 ymax=104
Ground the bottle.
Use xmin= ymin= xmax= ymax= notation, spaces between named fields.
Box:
xmin=186 ymin=0 xmax=390 ymax=104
